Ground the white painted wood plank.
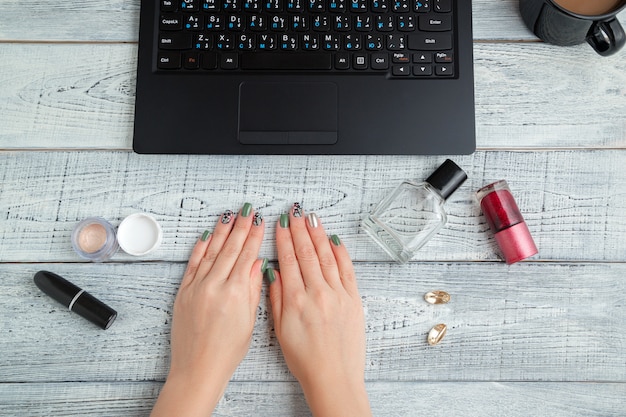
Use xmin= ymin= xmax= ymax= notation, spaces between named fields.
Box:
xmin=0 ymin=382 xmax=624 ymax=417
xmin=2 ymin=262 xmax=624 ymax=382
xmin=1 ymin=151 xmax=625 ymax=262
xmin=0 ymin=0 xmax=563 ymax=42
xmin=1 ymin=43 xmax=624 ymax=150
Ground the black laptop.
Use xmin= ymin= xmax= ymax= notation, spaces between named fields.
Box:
xmin=133 ymin=0 xmax=475 ymax=154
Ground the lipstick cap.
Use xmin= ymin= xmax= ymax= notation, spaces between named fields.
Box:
xmin=425 ymin=159 xmax=468 ymax=200
xmin=34 ymin=271 xmax=117 ymax=330
xmin=476 ymin=180 xmax=538 ymax=264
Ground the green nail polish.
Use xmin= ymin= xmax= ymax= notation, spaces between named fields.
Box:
xmin=265 ymin=268 xmax=276 ymax=284
xmin=241 ymin=202 xmax=252 ymax=217
xmin=261 ymin=258 xmax=269 ymax=273
xmin=280 ymin=213 xmax=290 ymax=228
xmin=201 ymin=230 xmax=210 ymax=241
xmin=331 ymin=234 xmax=341 ymax=246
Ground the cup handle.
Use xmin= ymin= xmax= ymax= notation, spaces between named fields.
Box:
xmin=586 ymin=18 xmax=626 ymax=56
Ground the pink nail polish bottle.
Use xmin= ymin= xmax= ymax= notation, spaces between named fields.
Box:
xmin=476 ymin=180 xmax=538 ymax=264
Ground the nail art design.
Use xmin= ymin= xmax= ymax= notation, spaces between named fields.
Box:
xmin=201 ymin=230 xmax=210 ymax=241
xmin=221 ymin=210 xmax=234 ymax=224
xmin=280 ymin=213 xmax=290 ymax=228
xmin=293 ymin=202 xmax=303 ymax=218
xmin=307 ymin=213 xmax=319 ymax=228
xmin=253 ymin=211 xmax=263 ymax=226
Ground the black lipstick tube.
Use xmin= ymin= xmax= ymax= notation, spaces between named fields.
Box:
xmin=34 ymin=271 xmax=117 ymax=330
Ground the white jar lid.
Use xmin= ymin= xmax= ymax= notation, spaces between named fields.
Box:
xmin=117 ymin=213 xmax=163 ymax=256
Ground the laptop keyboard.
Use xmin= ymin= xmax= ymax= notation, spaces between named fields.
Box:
xmin=156 ymin=0 xmax=456 ymax=78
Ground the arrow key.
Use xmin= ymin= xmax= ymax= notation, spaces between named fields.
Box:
xmin=413 ymin=64 xmax=432 ymax=75
xmin=392 ymin=64 xmax=410 ymax=76
xmin=435 ymin=64 xmax=453 ymax=76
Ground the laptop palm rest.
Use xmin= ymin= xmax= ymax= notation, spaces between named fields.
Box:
xmin=238 ymin=82 xmax=338 ymax=145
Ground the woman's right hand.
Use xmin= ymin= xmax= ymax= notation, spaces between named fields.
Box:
xmin=268 ymin=203 xmax=372 ymax=417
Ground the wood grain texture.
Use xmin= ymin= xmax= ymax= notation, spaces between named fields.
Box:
xmin=2 ymin=262 xmax=624 ymax=383
xmin=0 ymin=381 xmax=625 ymax=416
xmin=1 ymin=150 xmax=625 ymax=262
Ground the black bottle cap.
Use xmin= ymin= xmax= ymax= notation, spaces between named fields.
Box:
xmin=425 ymin=159 xmax=468 ymax=200
xmin=34 ymin=271 xmax=117 ymax=330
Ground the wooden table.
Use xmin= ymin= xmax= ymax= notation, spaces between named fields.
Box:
xmin=1 ymin=1 xmax=625 ymax=415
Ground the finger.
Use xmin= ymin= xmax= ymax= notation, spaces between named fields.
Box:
xmin=305 ymin=212 xmax=342 ymax=289
xmin=195 ymin=209 xmax=237 ymax=280
xmin=181 ymin=230 xmax=212 ymax=288
xmin=267 ymin=268 xmax=282 ymax=334
xmin=288 ymin=203 xmax=326 ymax=289
xmin=276 ymin=211 xmax=305 ymax=293
xmin=329 ymin=234 xmax=360 ymax=296
xmin=231 ymin=211 xmax=265 ymax=286
xmin=248 ymin=257 xmax=267 ymax=311
xmin=209 ymin=203 xmax=256 ymax=282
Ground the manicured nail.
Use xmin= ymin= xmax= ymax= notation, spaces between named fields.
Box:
xmin=330 ymin=234 xmax=341 ymax=246
xmin=307 ymin=213 xmax=319 ymax=228
xmin=253 ymin=211 xmax=263 ymax=226
xmin=261 ymin=258 xmax=269 ymax=273
xmin=221 ymin=210 xmax=234 ymax=224
xmin=280 ymin=213 xmax=290 ymax=228
xmin=201 ymin=230 xmax=210 ymax=241
xmin=264 ymin=268 xmax=276 ymax=284
xmin=292 ymin=202 xmax=303 ymax=218
xmin=241 ymin=202 xmax=253 ymax=217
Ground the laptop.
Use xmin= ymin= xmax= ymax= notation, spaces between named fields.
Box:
xmin=133 ymin=0 xmax=475 ymax=154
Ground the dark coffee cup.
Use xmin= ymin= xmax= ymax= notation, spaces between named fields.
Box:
xmin=520 ymin=0 xmax=626 ymax=56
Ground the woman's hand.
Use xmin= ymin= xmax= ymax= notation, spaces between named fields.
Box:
xmin=268 ymin=203 xmax=372 ymax=417
xmin=151 ymin=204 xmax=265 ymax=417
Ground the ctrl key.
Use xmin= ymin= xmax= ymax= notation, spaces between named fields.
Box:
xmin=157 ymin=52 xmax=181 ymax=69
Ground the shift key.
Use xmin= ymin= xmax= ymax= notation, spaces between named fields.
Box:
xmin=159 ymin=33 xmax=192 ymax=50
xmin=408 ymin=33 xmax=451 ymax=50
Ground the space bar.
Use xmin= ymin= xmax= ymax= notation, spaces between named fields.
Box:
xmin=241 ymin=53 xmax=332 ymax=70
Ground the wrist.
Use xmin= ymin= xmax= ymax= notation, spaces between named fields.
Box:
xmin=151 ymin=369 xmax=230 ymax=417
xmin=300 ymin=372 xmax=372 ymax=417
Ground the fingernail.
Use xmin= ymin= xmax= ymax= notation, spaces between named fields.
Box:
xmin=307 ymin=213 xmax=319 ymax=228
xmin=201 ymin=230 xmax=210 ymax=241
xmin=253 ymin=211 xmax=263 ymax=226
xmin=330 ymin=234 xmax=341 ymax=246
xmin=221 ymin=210 xmax=234 ymax=224
xmin=241 ymin=202 xmax=253 ymax=217
xmin=264 ymin=268 xmax=276 ymax=284
xmin=280 ymin=213 xmax=290 ymax=228
xmin=261 ymin=258 xmax=269 ymax=273
xmin=292 ymin=202 xmax=303 ymax=218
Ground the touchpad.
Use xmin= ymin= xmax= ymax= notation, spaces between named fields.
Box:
xmin=238 ymin=82 xmax=338 ymax=145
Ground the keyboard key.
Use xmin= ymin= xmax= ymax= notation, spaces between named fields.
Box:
xmin=371 ymin=52 xmax=389 ymax=69
xmin=160 ymin=14 xmax=182 ymax=30
xmin=435 ymin=63 xmax=453 ymax=76
xmin=221 ymin=53 xmax=239 ymax=69
xmin=159 ymin=33 xmax=192 ymax=49
xmin=408 ymin=33 xmax=451 ymax=50
xmin=413 ymin=64 xmax=432 ymax=75
xmin=241 ymin=53 xmax=332 ymax=69
xmin=392 ymin=52 xmax=410 ymax=63
xmin=392 ymin=65 xmax=410 ymax=75
xmin=161 ymin=0 xmax=177 ymax=11
xmin=335 ymin=52 xmax=350 ymax=69
xmin=183 ymin=52 xmax=200 ymax=69
xmin=201 ymin=52 xmax=218 ymax=69
xmin=434 ymin=0 xmax=451 ymax=12
xmin=413 ymin=51 xmax=432 ymax=62
xmin=434 ymin=51 xmax=453 ymax=62
xmin=418 ymin=14 xmax=451 ymax=31
xmin=157 ymin=52 xmax=181 ymax=69
xmin=354 ymin=54 xmax=368 ymax=69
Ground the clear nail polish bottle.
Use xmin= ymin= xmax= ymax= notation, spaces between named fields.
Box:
xmin=362 ymin=159 xmax=467 ymax=263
